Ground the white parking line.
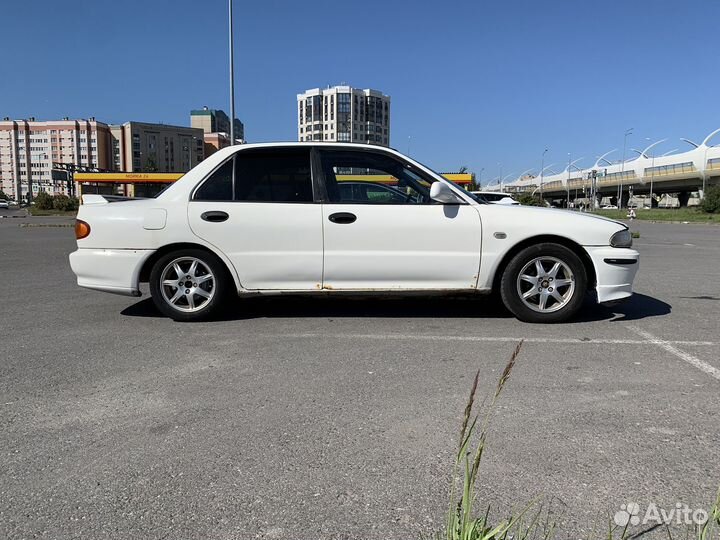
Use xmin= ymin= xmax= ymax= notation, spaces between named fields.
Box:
xmin=626 ymin=326 xmax=720 ymax=381
xmin=281 ymin=333 xmax=715 ymax=346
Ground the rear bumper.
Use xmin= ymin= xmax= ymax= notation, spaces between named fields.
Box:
xmin=69 ymin=248 xmax=155 ymax=297
xmin=585 ymin=246 xmax=639 ymax=303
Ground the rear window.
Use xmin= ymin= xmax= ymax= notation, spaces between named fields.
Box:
xmin=193 ymin=159 xmax=234 ymax=201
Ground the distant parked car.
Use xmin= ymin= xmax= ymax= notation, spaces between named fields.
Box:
xmin=70 ymin=142 xmax=639 ymax=323
xmin=470 ymin=191 xmax=520 ymax=205
xmin=601 ymin=205 xmax=618 ymax=209
xmin=0 ymin=200 xmax=9 ymax=209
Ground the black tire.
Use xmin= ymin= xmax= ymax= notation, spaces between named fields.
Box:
xmin=500 ymin=243 xmax=587 ymax=323
xmin=149 ymin=249 xmax=231 ymax=321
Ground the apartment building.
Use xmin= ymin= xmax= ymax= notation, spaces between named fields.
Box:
xmin=190 ymin=107 xmax=244 ymax=157
xmin=0 ymin=117 xmax=112 ymax=200
xmin=109 ymin=122 xmax=205 ymax=173
xmin=297 ymin=86 xmax=390 ymax=146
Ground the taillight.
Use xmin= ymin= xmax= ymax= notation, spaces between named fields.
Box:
xmin=75 ymin=219 xmax=91 ymax=240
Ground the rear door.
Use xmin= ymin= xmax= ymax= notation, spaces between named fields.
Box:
xmin=188 ymin=147 xmax=323 ymax=290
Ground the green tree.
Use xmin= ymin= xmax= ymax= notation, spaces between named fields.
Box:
xmin=701 ymin=186 xmax=720 ymax=213
xmin=52 ymin=194 xmax=79 ymax=212
xmin=516 ymin=192 xmax=545 ymax=206
xmin=34 ymin=191 xmax=54 ymax=210
xmin=467 ymin=172 xmax=478 ymax=191
xmin=0 ymin=190 xmax=8 ymax=200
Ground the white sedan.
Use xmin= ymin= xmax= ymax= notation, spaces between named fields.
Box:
xmin=69 ymin=143 xmax=639 ymax=323
xmin=470 ymin=191 xmax=520 ymax=205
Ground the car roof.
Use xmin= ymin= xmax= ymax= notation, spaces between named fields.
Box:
xmin=225 ymin=141 xmax=401 ymax=153
xmin=200 ymin=142 xmax=417 ymax=177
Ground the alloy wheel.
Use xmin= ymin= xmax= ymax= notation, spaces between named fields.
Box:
xmin=159 ymin=256 xmax=216 ymax=313
xmin=516 ymin=256 xmax=576 ymax=313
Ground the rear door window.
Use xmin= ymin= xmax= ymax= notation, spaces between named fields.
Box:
xmin=234 ymin=148 xmax=313 ymax=203
xmin=194 ymin=148 xmax=313 ymax=202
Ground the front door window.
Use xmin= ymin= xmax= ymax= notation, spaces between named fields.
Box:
xmin=319 ymin=149 xmax=435 ymax=204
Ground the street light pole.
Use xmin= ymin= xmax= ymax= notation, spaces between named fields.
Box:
xmin=478 ymin=167 xmax=484 ymax=188
xmin=27 ymin=160 xmax=33 ymax=204
xmin=540 ymin=148 xmax=548 ymax=200
xmin=649 ymin=151 xmax=655 ymax=208
xmin=41 ymin=153 xmax=48 ymax=194
xmin=702 ymin=144 xmax=709 ymax=200
xmin=620 ymin=127 xmax=633 ymax=209
xmin=643 ymin=137 xmax=655 ymax=209
xmin=228 ymin=0 xmax=236 ymax=146
xmin=567 ymin=153 xmax=572 ymax=208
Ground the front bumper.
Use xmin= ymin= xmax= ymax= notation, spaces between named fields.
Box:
xmin=584 ymin=246 xmax=639 ymax=303
xmin=69 ymin=248 xmax=155 ymax=296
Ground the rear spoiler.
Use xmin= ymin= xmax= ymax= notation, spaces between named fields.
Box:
xmin=81 ymin=194 xmax=146 ymax=205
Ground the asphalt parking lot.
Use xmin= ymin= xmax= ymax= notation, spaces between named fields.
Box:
xmin=1 ymin=213 xmax=719 ymax=539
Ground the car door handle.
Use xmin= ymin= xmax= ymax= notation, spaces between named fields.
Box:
xmin=328 ymin=212 xmax=357 ymax=224
xmin=200 ymin=211 xmax=229 ymax=223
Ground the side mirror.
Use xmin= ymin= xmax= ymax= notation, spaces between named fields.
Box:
xmin=430 ymin=182 xmax=461 ymax=204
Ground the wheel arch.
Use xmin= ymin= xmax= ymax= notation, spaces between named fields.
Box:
xmin=139 ymin=242 xmax=242 ymax=291
xmin=491 ymin=235 xmax=597 ymax=292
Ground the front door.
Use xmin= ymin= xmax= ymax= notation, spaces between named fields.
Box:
xmin=318 ymin=148 xmax=482 ymax=290
xmin=188 ymin=147 xmax=323 ymax=290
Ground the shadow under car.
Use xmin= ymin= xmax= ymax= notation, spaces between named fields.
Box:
xmin=121 ymin=292 xmax=670 ymax=323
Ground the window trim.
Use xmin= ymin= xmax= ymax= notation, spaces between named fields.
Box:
xmin=190 ymin=146 xmax=319 ymax=204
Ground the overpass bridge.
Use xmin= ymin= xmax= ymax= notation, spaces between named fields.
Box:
xmin=486 ymin=128 xmax=720 ymax=207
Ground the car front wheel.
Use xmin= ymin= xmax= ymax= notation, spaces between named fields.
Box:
xmin=149 ymin=249 xmax=230 ymax=321
xmin=500 ymin=243 xmax=587 ymax=323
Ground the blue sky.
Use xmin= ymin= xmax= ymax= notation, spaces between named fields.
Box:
xmin=2 ymin=0 xmax=719 ymax=184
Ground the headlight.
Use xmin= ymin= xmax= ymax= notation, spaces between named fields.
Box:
xmin=610 ymin=229 xmax=632 ymax=248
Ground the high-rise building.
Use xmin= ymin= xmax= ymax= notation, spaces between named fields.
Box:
xmin=191 ymin=106 xmax=245 ymax=157
xmin=109 ymin=122 xmax=205 ymax=173
xmin=0 ymin=117 xmax=112 ymax=200
xmin=297 ymin=86 xmax=390 ymax=146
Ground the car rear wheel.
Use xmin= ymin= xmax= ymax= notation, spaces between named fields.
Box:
xmin=500 ymin=243 xmax=587 ymax=323
xmin=149 ymin=249 xmax=230 ymax=321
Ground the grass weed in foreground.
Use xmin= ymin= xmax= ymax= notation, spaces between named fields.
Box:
xmin=428 ymin=341 xmax=720 ymax=540
xmin=433 ymin=341 xmax=550 ymax=540
xmin=593 ymin=208 xmax=720 ymax=223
